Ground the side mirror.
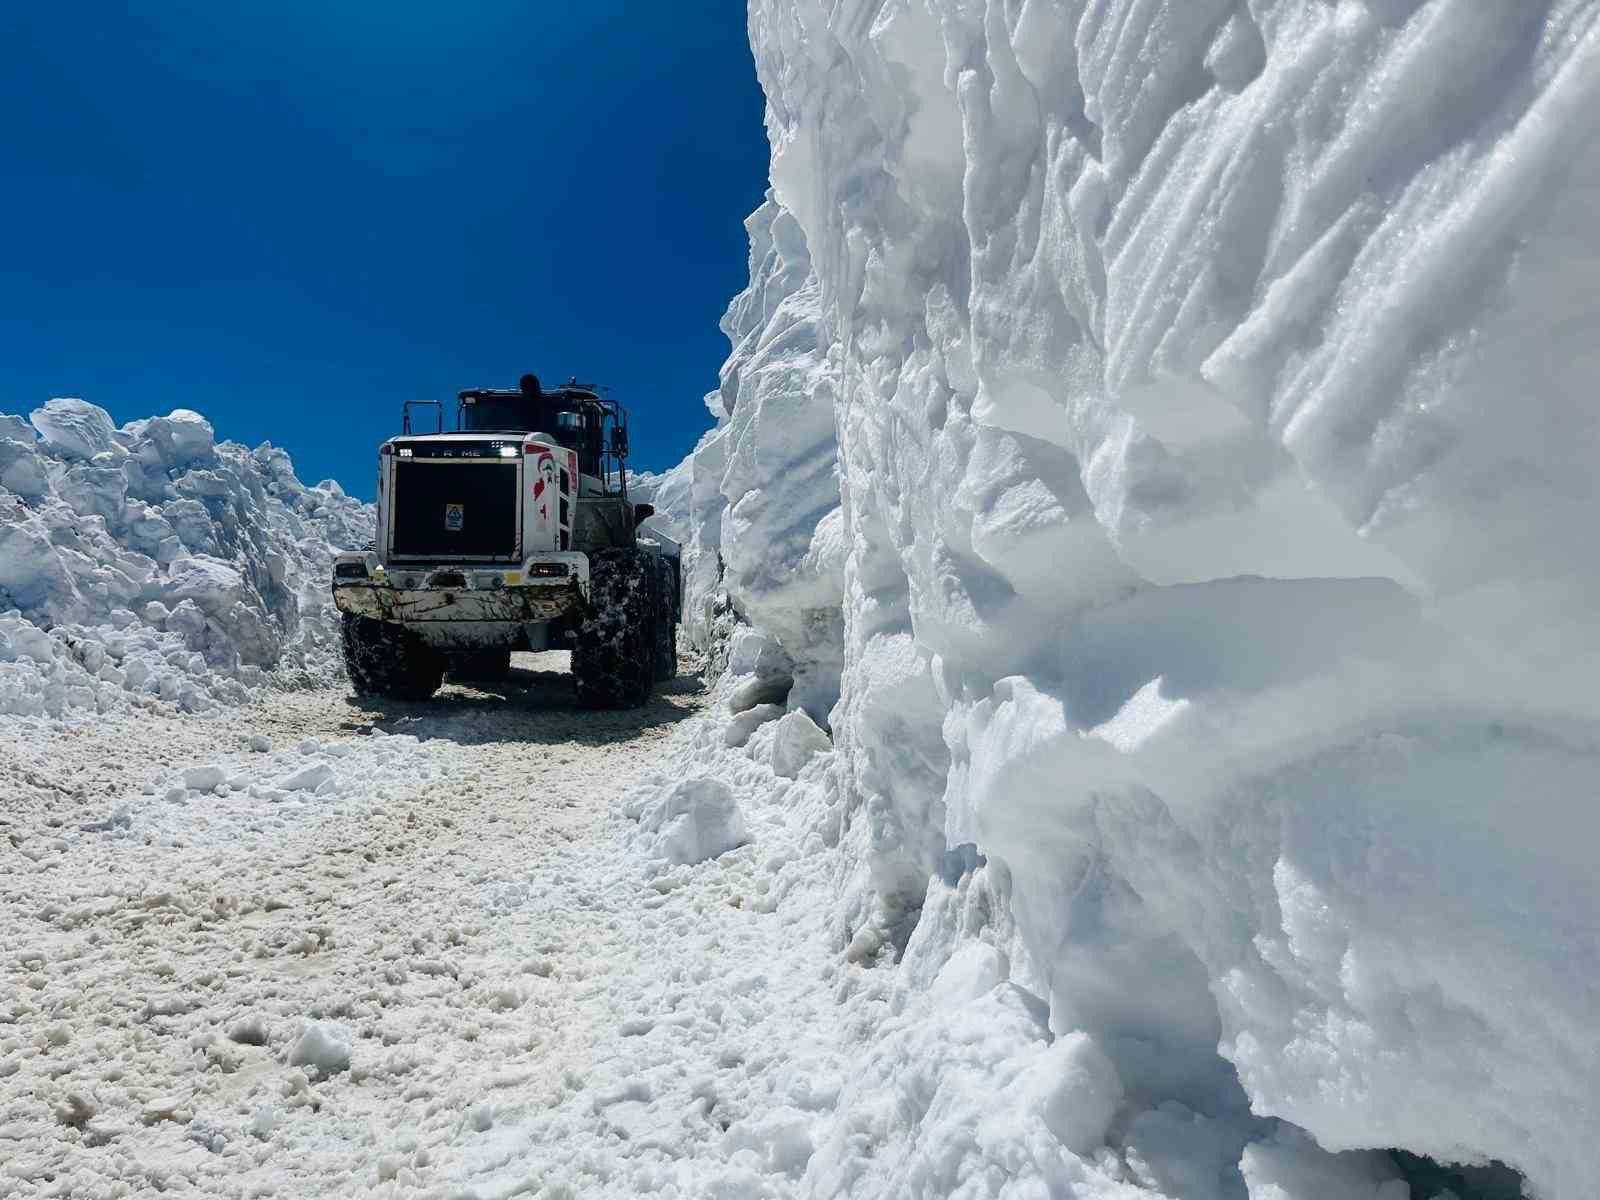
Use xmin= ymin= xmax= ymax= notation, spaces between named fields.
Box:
xmin=610 ymin=426 xmax=629 ymax=458
xmin=633 ymin=503 xmax=655 ymax=527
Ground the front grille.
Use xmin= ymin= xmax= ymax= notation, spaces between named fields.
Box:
xmin=391 ymin=461 xmax=520 ymax=560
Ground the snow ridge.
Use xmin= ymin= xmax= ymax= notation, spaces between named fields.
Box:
xmin=0 ymin=398 xmax=371 ymax=719
xmin=672 ymin=3 xmax=1600 ymax=1197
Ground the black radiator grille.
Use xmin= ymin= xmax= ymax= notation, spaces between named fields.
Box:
xmin=391 ymin=461 xmax=520 ymax=560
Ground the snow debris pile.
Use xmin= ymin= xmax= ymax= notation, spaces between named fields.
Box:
xmin=628 ymin=775 xmax=749 ymax=867
xmin=71 ymin=729 xmax=431 ymax=854
xmin=0 ymin=398 xmax=371 ymax=718
xmin=661 ymin=3 xmax=1600 ymax=1197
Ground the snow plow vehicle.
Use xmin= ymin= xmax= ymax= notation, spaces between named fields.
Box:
xmin=331 ymin=375 xmax=680 ymax=707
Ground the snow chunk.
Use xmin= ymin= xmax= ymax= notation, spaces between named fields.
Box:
xmin=140 ymin=1095 xmax=188 ymax=1125
xmin=29 ymin=398 xmax=117 ymax=460
xmin=52 ymin=1091 xmax=97 ymax=1129
xmin=769 ymin=709 xmax=830 ymax=778
xmin=632 ymin=776 xmax=748 ymax=865
xmin=724 ymin=702 xmax=783 ymax=748
xmin=727 ymin=672 xmax=793 ymax=715
xmin=128 ymin=409 xmax=214 ymax=467
xmin=0 ymin=437 xmax=49 ymax=498
xmin=182 ymin=765 xmax=227 ymax=792
xmin=227 ymin=1013 xmax=270 ymax=1046
xmin=276 ymin=763 xmax=335 ymax=793
xmin=1012 ymin=1032 xmax=1125 ymax=1157
xmin=930 ymin=941 xmax=1006 ymax=1006
xmin=165 ymin=556 xmax=247 ymax=610
xmin=287 ymin=1022 xmax=351 ymax=1076
xmin=721 ymin=1106 xmax=815 ymax=1178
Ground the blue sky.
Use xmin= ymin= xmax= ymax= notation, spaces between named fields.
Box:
xmin=0 ymin=2 xmax=769 ymax=497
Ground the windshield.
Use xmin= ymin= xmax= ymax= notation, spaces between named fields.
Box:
xmin=461 ymin=395 xmax=540 ymax=432
xmin=453 ymin=389 xmax=610 ymax=478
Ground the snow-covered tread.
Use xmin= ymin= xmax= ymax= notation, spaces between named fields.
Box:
xmin=573 ymin=548 xmax=654 ymax=709
xmin=651 ymin=556 xmax=678 ymax=682
xmin=341 ymin=613 xmax=445 ymax=701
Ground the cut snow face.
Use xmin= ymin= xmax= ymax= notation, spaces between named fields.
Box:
xmin=650 ymin=1 xmax=1600 ymax=1196
xmin=0 ymin=398 xmax=371 ymax=719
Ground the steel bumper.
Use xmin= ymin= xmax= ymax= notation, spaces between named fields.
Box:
xmin=331 ymin=553 xmax=590 ymax=627
xmin=332 ymin=579 xmax=584 ymax=623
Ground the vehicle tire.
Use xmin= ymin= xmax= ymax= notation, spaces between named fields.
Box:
xmin=651 ymin=557 xmax=677 ymax=682
xmin=450 ymin=649 xmax=512 ymax=682
xmin=341 ymin=613 xmax=445 ymax=701
xmin=572 ymin=548 xmax=654 ymax=709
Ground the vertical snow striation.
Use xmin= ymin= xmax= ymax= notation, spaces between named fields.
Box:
xmin=675 ymin=1 xmax=1600 ymax=1195
xmin=0 ymin=399 xmax=371 ymax=718
xmin=681 ymin=194 xmax=850 ymax=724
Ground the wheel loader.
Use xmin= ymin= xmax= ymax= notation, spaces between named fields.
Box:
xmin=331 ymin=374 xmax=680 ymax=707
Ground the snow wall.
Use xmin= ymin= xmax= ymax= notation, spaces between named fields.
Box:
xmin=0 ymin=399 xmax=371 ymax=719
xmin=679 ymin=3 xmax=1600 ymax=1196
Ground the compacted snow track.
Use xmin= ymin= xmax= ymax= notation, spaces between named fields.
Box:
xmin=0 ymin=657 xmax=856 ymax=1198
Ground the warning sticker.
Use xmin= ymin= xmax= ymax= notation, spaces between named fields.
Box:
xmin=445 ymin=503 xmax=464 ymax=532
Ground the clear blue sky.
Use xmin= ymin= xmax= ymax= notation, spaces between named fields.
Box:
xmin=0 ymin=2 xmax=769 ymax=498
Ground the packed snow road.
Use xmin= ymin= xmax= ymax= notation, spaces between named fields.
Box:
xmin=1 ymin=656 xmax=855 ymax=1198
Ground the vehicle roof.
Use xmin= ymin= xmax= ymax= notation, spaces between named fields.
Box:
xmin=387 ymin=431 xmax=566 ymax=442
xmin=457 ymin=386 xmax=601 ymax=401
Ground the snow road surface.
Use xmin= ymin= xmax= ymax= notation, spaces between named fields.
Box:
xmin=0 ymin=656 xmax=857 ymax=1198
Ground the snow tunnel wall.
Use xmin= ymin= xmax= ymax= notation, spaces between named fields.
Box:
xmin=677 ymin=2 xmax=1600 ymax=1195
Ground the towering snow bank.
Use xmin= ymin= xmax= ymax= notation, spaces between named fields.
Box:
xmin=0 ymin=398 xmax=370 ymax=718
xmin=675 ymin=195 xmax=848 ymax=719
xmin=685 ymin=2 xmax=1600 ymax=1196
xmin=628 ymin=462 xmax=693 ymax=546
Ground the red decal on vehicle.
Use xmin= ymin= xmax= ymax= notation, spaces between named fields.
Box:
xmin=532 ymin=450 xmax=555 ymax=508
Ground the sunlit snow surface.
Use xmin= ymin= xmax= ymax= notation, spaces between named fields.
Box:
xmin=0 ymin=399 xmax=371 ymax=718
xmin=669 ymin=1 xmax=1600 ymax=1196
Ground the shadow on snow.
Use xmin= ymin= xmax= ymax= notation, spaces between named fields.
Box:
xmin=337 ymin=659 xmax=703 ymax=748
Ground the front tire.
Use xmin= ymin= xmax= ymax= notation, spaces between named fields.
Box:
xmin=572 ymin=548 xmax=654 ymax=709
xmin=650 ymin=556 xmax=678 ymax=683
xmin=341 ymin=613 xmax=445 ymax=701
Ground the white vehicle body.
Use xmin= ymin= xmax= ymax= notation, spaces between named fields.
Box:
xmin=332 ymin=431 xmax=597 ymax=652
